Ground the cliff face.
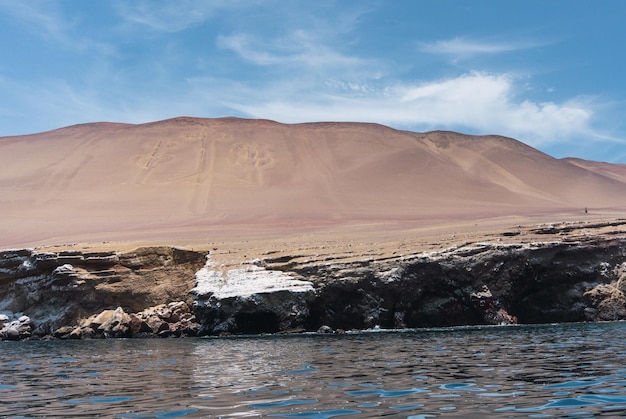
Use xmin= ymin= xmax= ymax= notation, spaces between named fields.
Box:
xmin=297 ymin=238 xmax=626 ymax=331
xmin=0 ymin=247 xmax=205 ymax=336
xmin=190 ymin=233 xmax=624 ymax=335
xmin=190 ymin=257 xmax=315 ymax=335
xmin=1 ymin=221 xmax=625 ymax=338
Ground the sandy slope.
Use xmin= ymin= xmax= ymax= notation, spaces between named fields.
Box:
xmin=1 ymin=116 xmax=625 ymax=249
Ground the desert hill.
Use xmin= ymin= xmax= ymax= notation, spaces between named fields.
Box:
xmin=1 ymin=116 xmax=625 ymax=248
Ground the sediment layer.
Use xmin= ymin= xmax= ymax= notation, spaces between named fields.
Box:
xmin=1 ymin=220 xmax=625 ymax=339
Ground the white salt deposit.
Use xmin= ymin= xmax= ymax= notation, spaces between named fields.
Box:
xmin=192 ymin=256 xmax=314 ymax=299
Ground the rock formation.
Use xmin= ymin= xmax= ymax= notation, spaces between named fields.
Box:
xmin=190 ymin=257 xmax=315 ymax=334
xmin=0 ymin=246 xmax=205 ymax=336
xmin=51 ymin=302 xmax=199 ymax=339
xmin=298 ymin=237 xmax=625 ymax=330
xmin=1 ymin=220 xmax=625 ymax=339
xmin=0 ymin=315 xmax=32 ymax=340
xmin=193 ymin=223 xmax=624 ymax=335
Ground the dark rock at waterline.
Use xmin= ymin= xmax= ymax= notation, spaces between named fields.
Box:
xmin=1 ymin=231 xmax=626 ymax=340
xmin=190 ymin=261 xmax=315 ymax=335
xmin=189 ymin=235 xmax=625 ymax=335
xmin=298 ymin=239 xmax=625 ymax=331
xmin=0 ymin=315 xmax=32 ymax=340
xmin=317 ymin=325 xmax=334 ymax=334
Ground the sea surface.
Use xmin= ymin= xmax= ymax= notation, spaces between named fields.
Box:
xmin=1 ymin=322 xmax=626 ymax=418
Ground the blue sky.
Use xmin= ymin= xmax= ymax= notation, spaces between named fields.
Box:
xmin=1 ymin=1 xmax=625 ymax=163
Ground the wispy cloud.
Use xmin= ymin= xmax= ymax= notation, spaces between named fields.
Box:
xmin=217 ymin=31 xmax=369 ymax=70
xmin=3 ymin=68 xmax=620 ymax=160
xmin=224 ymin=72 xmax=603 ymax=148
xmin=418 ymin=37 xmax=540 ymax=61
xmin=2 ymin=1 xmax=623 ymax=162
xmin=0 ymin=0 xmax=118 ymax=57
xmin=0 ymin=0 xmax=71 ymax=42
xmin=112 ymin=0 xmax=246 ymax=33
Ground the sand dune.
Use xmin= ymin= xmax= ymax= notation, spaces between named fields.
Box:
xmin=1 ymin=116 xmax=625 ymax=248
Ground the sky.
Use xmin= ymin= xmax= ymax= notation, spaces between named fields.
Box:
xmin=1 ymin=0 xmax=626 ymax=163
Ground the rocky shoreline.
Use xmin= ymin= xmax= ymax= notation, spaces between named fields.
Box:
xmin=2 ymin=220 xmax=625 ymax=340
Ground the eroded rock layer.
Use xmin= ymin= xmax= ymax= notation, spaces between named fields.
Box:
xmin=0 ymin=247 xmax=205 ymax=336
xmin=1 ymin=220 xmax=625 ymax=339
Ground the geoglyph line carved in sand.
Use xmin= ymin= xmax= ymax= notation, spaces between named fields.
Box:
xmin=181 ymin=129 xmax=232 ymax=214
xmin=134 ymin=139 xmax=172 ymax=184
xmin=228 ymin=142 xmax=276 ymax=186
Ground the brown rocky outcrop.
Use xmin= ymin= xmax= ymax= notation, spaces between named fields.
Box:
xmin=1 ymin=220 xmax=625 ymax=339
xmin=582 ymin=262 xmax=626 ymax=321
xmin=52 ymin=302 xmax=199 ymax=339
xmin=0 ymin=246 xmax=205 ymax=336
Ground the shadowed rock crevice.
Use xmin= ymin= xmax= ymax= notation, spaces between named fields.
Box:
xmin=235 ymin=312 xmax=280 ymax=334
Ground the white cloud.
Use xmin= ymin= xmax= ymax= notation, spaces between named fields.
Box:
xmin=217 ymin=34 xmax=283 ymax=66
xmin=213 ymin=30 xmax=589 ymax=148
xmin=2 ymin=2 xmax=621 ymax=159
xmin=418 ymin=37 xmax=540 ymax=61
xmin=217 ymin=31 xmax=369 ymax=70
xmin=226 ymin=72 xmax=601 ymax=147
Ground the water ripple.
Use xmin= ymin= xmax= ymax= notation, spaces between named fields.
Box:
xmin=64 ymin=395 xmax=134 ymax=404
xmin=0 ymin=322 xmax=624 ymax=417
xmin=268 ymin=409 xmax=361 ymax=418
xmin=248 ymin=399 xmax=318 ymax=408
xmin=345 ymin=386 xmax=428 ymax=398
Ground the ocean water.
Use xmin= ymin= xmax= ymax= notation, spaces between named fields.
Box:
xmin=1 ymin=322 xmax=625 ymax=418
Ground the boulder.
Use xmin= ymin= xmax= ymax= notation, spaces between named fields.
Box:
xmin=3 ymin=327 xmax=20 ymax=340
xmin=79 ymin=327 xmax=95 ymax=339
xmin=0 ymin=315 xmax=32 ymax=340
xmin=584 ymin=284 xmax=626 ymax=321
xmin=89 ymin=309 xmax=116 ymax=329
xmin=169 ymin=301 xmax=190 ymax=314
xmin=317 ymin=325 xmax=334 ymax=334
xmin=68 ymin=327 xmax=83 ymax=339
xmin=98 ymin=307 xmax=131 ymax=337
xmin=129 ymin=314 xmax=152 ymax=335
xmin=53 ymin=325 xmax=75 ymax=339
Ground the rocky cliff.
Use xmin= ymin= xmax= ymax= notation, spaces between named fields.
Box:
xmin=191 ymin=221 xmax=626 ymax=334
xmin=1 ymin=220 xmax=625 ymax=339
xmin=0 ymin=246 xmax=205 ymax=338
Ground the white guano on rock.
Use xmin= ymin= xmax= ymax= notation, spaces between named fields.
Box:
xmin=190 ymin=255 xmax=315 ymax=334
xmin=191 ymin=256 xmax=314 ymax=299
